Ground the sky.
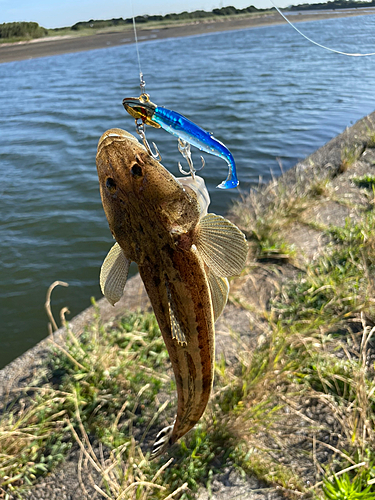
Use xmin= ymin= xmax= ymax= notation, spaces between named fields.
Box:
xmin=0 ymin=0 xmax=336 ymax=29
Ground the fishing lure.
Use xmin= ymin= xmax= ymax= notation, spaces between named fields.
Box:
xmin=123 ymin=93 xmax=239 ymax=189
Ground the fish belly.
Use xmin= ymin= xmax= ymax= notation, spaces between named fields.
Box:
xmin=139 ymin=248 xmax=214 ymax=442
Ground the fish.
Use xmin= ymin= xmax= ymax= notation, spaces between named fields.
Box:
xmin=122 ymin=93 xmax=239 ymax=189
xmin=96 ymin=128 xmax=247 ymax=458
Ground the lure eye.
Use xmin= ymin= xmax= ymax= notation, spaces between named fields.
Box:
xmin=106 ymin=177 xmax=116 ymax=192
xmin=131 ymin=164 xmax=143 ymax=178
xmin=140 ymin=93 xmax=150 ymax=103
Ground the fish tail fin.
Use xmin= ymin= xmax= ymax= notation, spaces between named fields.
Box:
xmin=150 ymin=424 xmax=174 ymax=460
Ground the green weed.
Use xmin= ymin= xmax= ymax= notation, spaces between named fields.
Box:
xmin=365 ymin=122 xmax=375 ymax=149
xmin=323 ymin=471 xmax=375 ymax=499
xmin=48 ymin=310 xmax=171 ymax=447
xmin=340 ymin=145 xmax=363 ymax=173
xmin=0 ymin=309 xmax=176 ymax=498
xmin=0 ymin=392 xmax=70 ymax=496
xmin=225 ymin=176 xmax=375 ymax=494
xmin=352 ymin=175 xmax=375 ymax=190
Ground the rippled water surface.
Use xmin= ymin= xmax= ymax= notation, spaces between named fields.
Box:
xmin=1 ymin=15 xmax=375 ymax=367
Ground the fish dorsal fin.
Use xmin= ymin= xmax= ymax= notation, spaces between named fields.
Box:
xmin=100 ymin=242 xmax=130 ymax=306
xmin=207 ymin=270 xmax=229 ymax=322
xmin=166 ymin=283 xmax=187 ymax=345
xmin=195 ymin=214 xmax=248 ymax=277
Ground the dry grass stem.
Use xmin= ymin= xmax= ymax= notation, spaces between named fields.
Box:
xmin=44 ymin=280 xmax=69 ymax=332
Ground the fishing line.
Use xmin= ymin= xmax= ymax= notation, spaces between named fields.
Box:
xmin=272 ymin=1 xmax=375 ymax=57
xmin=130 ymin=0 xmax=146 ymax=91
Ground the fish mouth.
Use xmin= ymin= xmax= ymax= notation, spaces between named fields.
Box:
xmin=97 ymin=128 xmax=140 ymax=153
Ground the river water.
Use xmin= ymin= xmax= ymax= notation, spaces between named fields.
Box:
xmin=0 ymin=14 xmax=375 ymax=368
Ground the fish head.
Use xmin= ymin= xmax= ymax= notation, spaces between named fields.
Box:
xmin=96 ymin=128 xmax=201 ymax=262
xmin=122 ymin=94 xmax=161 ymax=128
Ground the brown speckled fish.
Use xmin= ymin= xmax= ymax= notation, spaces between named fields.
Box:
xmin=96 ymin=128 xmax=247 ymax=458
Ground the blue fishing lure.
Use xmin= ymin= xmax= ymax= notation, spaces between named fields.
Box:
xmin=123 ymin=94 xmax=238 ymax=189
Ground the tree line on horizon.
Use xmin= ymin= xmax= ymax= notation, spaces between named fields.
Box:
xmin=63 ymin=0 xmax=375 ymax=31
xmin=1 ymin=0 xmax=375 ymax=40
xmin=290 ymin=0 xmax=375 ymax=10
xmin=65 ymin=4 xmax=262 ymax=31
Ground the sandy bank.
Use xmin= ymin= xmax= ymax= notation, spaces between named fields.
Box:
xmin=1 ymin=8 xmax=374 ymax=64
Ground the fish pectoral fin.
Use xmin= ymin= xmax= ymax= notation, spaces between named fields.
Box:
xmin=207 ymin=270 xmax=229 ymax=322
xmin=100 ymin=242 xmax=130 ymax=306
xmin=195 ymin=213 xmax=248 ymax=277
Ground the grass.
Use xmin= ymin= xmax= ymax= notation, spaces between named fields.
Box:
xmin=0 ymin=309 xmax=175 ymax=498
xmin=323 ymin=471 xmax=375 ymax=499
xmin=351 ymin=175 xmax=375 ymax=190
xmin=48 ymin=308 xmax=254 ymax=499
xmin=0 ymin=306 xmax=241 ymax=499
xmin=231 ymin=181 xmax=306 ymax=263
xmin=0 ymin=393 xmax=70 ymax=494
xmin=48 ymin=309 xmax=169 ymax=445
xmin=339 ymin=144 xmax=364 ymax=174
xmin=365 ymin=121 xmax=375 ymax=149
xmin=226 ymin=143 xmax=375 ymax=496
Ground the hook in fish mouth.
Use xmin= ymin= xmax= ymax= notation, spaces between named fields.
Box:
xmin=135 ymin=119 xmax=161 ymax=161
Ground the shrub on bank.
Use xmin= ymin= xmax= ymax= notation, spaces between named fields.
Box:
xmin=0 ymin=22 xmax=47 ymax=40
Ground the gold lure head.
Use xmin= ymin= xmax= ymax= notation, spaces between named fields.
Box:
xmin=122 ymin=93 xmax=161 ymax=128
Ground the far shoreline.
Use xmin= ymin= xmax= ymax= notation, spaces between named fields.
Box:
xmin=1 ymin=7 xmax=375 ymax=64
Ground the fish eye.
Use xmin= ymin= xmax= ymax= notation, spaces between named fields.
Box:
xmin=131 ymin=164 xmax=143 ymax=178
xmin=106 ymin=177 xmax=116 ymax=191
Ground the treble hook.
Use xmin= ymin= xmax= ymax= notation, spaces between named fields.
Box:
xmin=177 ymin=138 xmax=205 ymax=179
xmin=135 ymin=119 xmax=161 ymax=161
